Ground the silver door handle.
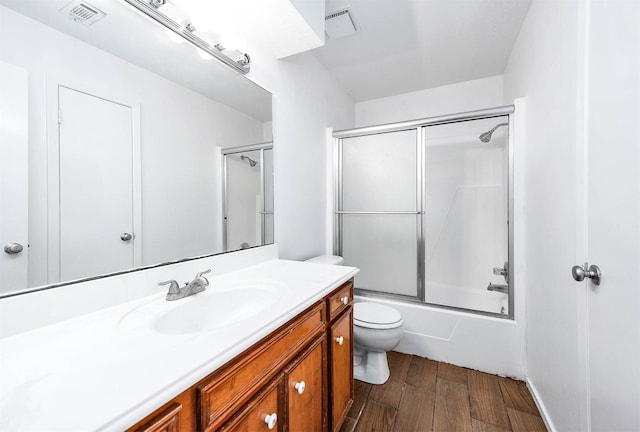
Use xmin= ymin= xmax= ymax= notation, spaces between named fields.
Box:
xmin=120 ymin=233 xmax=134 ymax=241
xmin=572 ymin=262 xmax=602 ymax=286
xmin=4 ymin=243 xmax=24 ymax=254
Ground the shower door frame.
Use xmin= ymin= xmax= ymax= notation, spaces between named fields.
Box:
xmin=222 ymin=142 xmax=273 ymax=252
xmin=334 ymin=105 xmax=515 ymax=319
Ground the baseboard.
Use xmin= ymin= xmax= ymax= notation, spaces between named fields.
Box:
xmin=525 ymin=376 xmax=556 ymax=432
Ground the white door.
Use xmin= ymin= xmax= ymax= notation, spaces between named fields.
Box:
xmin=0 ymin=62 xmax=28 ymax=293
xmin=58 ymin=87 xmax=134 ymax=281
xmin=585 ymin=2 xmax=640 ymax=430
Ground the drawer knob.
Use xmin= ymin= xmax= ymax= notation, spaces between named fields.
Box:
xmin=264 ymin=413 xmax=278 ymax=430
xmin=294 ymin=381 xmax=306 ymax=394
xmin=340 ymin=296 xmax=349 ymax=305
xmin=335 ymin=336 xmax=344 ymax=346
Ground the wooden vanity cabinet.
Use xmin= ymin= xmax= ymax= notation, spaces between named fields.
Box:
xmin=128 ymin=280 xmax=353 ymax=432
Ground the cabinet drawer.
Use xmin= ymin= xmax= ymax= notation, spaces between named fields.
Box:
xmin=198 ymin=302 xmax=325 ymax=430
xmin=327 ymin=281 xmax=353 ymax=321
xmin=219 ymin=375 xmax=284 ymax=432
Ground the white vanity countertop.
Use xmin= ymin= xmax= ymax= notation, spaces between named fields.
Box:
xmin=0 ymin=259 xmax=358 ymax=431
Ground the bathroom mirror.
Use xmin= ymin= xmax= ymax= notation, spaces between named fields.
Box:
xmin=0 ymin=0 xmax=273 ymax=296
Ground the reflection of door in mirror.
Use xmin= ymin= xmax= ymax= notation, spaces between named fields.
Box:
xmin=56 ymin=87 xmax=139 ymax=281
xmin=0 ymin=61 xmax=29 ymax=293
xmin=223 ymin=145 xmax=273 ymax=252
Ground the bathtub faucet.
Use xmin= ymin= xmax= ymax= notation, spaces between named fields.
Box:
xmin=487 ymin=282 xmax=508 ymax=294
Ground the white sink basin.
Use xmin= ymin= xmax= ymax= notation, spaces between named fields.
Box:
xmin=119 ymin=280 xmax=287 ymax=335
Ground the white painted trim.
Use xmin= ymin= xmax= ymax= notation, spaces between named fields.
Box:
xmin=131 ymin=105 xmax=142 ymax=268
xmin=45 ymin=74 xmax=142 ymax=284
xmin=526 ymin=375 xmax=557 ymax=432
xmin=575 ymin=1 xmax=591 ymax=430
xmin=325 ymin=127 xmax=334 ymax=254
xmin=46 ymin=76 xmax=60 ymax=285
xmin=215 ymin=146 xmax=224 ymax=253
xmin=513 ymin=97 xmax=527 ymax=372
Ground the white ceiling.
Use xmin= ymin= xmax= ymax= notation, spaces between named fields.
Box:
xmin=312 ymin=0 xmax=533 ymax=102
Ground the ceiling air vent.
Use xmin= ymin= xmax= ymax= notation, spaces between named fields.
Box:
xmin=325 ymin=8 xmax=358 ymax=40
xmin=59 ymin=1 xmax=106 ymax=26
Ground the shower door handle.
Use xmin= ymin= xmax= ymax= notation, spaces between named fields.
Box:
xmin=493 ymin=262 xmax=509 ymax=283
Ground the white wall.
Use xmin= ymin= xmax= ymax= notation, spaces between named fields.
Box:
xmin=355 ymin=75 xmax=504 ymax=127
xmin=503 ymin=1 xmax=584 ymax=430
xmin=0 ymin=7 xmax=265 ymax=288
xmin=245 ymin=46 xmax=356 ymax=260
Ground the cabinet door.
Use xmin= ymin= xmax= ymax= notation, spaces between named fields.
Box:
xmin=219 ymin=376 xmax=283 ymax=432
xmin=286 ymin=336 xmax=326 ymax=432
xmin=132 ymin=403 xmax=182 ymax=432
xmin=329 ymin=308 xmax=353 ymax=432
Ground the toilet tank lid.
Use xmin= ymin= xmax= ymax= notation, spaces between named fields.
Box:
xmin=305 ymin=255 xmax=344 ymax=265
xmin=354 ymin=302 xmax=403 ymax=327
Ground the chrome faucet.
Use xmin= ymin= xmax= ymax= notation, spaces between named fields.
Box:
xmin=487 ymin=282 xmax=509 ymax=294
xmin=159 ymin=269 xmax=211 ymax=301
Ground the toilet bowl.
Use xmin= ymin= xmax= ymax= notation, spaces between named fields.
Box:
xmin=304 ymin=255 xmax=405 ymax=385
xmin=353 ymin=302 xmax=404 ymax=384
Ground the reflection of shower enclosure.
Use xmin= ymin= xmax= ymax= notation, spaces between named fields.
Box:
xmin=222 ymin=143 xmax=273 ymax=252
xmin=334 ymin=107 xmax=513 ymax=317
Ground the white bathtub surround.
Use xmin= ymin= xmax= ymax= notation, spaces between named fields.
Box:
xmin=0 ymin=248 xmax=358 ymax=430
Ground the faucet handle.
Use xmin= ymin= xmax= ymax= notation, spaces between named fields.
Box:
xmin=158 ymin=280 xmax=180 ymax=294
xmin=195 ymin=269 xmax=212 ymax=279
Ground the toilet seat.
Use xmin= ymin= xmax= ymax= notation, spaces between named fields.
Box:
xmin=354 ymin=303 xmax=404 ymax=330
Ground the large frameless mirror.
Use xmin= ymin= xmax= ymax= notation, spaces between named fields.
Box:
xmin=0 ymin=0 xmax=273 ymax=296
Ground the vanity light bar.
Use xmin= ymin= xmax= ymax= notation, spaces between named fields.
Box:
xmin=121 ymin=0 xmax=251 ymax=74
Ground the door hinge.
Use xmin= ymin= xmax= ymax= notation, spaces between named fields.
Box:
xmin=58 ymin=108 xmax=62 ymax=124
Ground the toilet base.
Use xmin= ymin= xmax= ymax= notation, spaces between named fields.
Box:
xmin=353 ymin=350 xmax=391 ymax=385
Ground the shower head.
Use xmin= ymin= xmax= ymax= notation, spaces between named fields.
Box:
xmin=241 ymin=155 xmax=258 ymax=167
xmin=479 ymin=122 xmax=509 ymax=143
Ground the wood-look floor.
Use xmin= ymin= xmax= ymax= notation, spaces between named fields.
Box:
xmin=341 ymin=352 xmax=547 ymax=432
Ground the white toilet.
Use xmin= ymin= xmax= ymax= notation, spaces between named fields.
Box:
xmin=305 ymin=255 xmax=405 ymax=385
xmin=353 ymin=302 xmax=404 ymax=384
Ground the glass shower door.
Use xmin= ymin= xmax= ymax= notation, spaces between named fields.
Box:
xmin=224 ymin=149 xmax=262 ymax=251
xmin=263 ymin=147 xmax=274 ymax=244
xmin=338 ymin=129 xmax=420 ymax=299
xmin=423 ymin=116 xmax=509 ymax=314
